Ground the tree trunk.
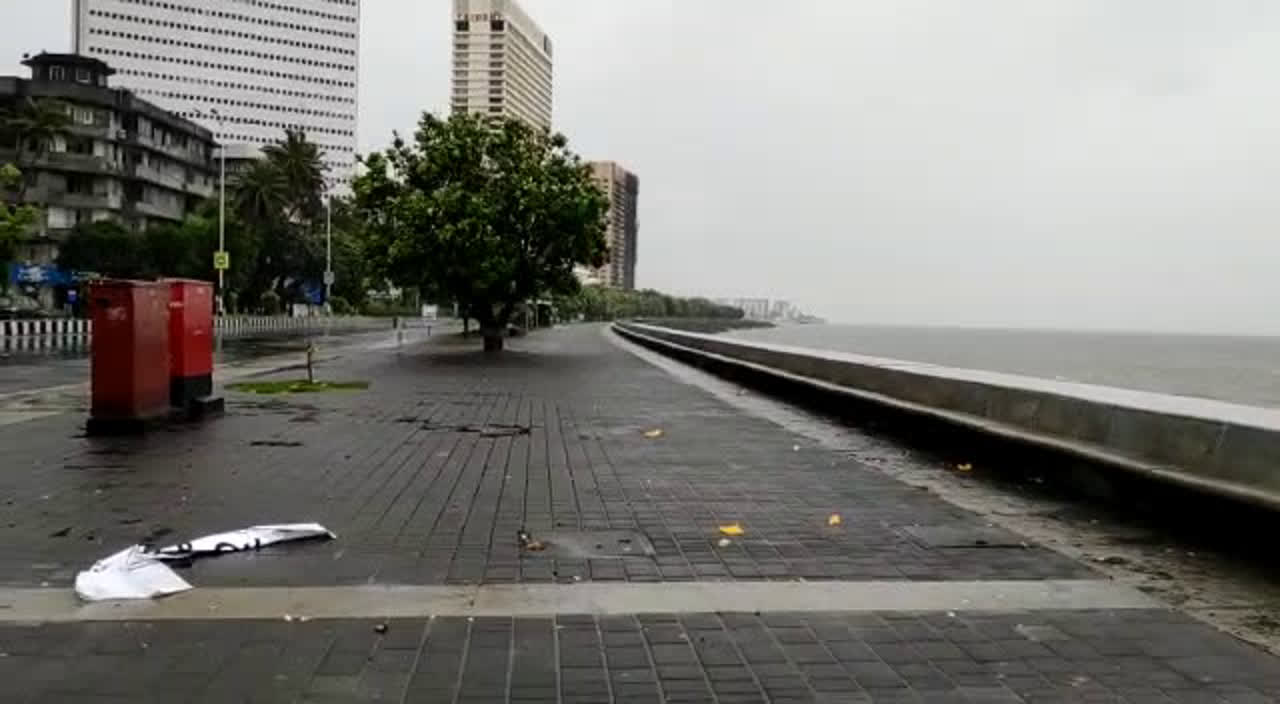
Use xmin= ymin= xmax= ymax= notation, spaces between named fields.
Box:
xmin=482 ymin=330 xmax=504 ymax=352
xmin=476 ymin=305 xmax=508 ymax=353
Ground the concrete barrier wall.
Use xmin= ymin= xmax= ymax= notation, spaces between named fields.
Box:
xmin=615 ymin=322 xmax=1280 ymax=509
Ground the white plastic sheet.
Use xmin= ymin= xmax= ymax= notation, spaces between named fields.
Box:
xmin=74 ymin=546 xmax=193 ymax=602
xmin=74 ymin=523 xmax=336 ymax=602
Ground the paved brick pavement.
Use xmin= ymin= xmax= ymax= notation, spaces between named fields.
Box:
xmin=5 ymin=609 xmax=1280 ymax=703
xmin=0 ymin=326 xmax=1087 ymax=588
xmin=3 ymin=324 xmax=1280 ymax=702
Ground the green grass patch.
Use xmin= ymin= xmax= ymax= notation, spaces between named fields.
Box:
xmin=228 ymin=380 xmax=370 ymax=395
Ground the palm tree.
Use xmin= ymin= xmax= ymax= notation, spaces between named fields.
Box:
xmin=262 ymin=130 xmax=327 ymax=223
xmin=232 ymin=158 xmax=287 ymax=226
xmin=0 ymin=98 xmax=72 ymax=200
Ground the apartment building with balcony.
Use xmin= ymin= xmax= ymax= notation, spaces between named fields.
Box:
xmin=1 ymin=53 xmax=217 ymax=244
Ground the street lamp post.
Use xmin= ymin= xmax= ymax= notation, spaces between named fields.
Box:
xmin=217 ymin=124 xmax=226 ymax=314
xmin=325 ymin=195 xmax=332 ymax=310
xmin=195 ymin=108 xmax=227 ymax=315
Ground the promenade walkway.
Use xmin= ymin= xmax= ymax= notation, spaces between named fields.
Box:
xmin=1 ymin=325 xmax=1277 ymax=702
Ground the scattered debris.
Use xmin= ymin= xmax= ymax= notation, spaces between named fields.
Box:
xmin=717 ymin=538 xmax=731 ymax=548
xmin=516 ymin=528 xmax=547 ymax=552
xmin=75 ymin=546 xmax=193 ymax=602
xmin=1095 ymin=555 xmax=1130 ymax=566
xmin=718 ymin=523 xmax=745 ymax=537
xmin=153 ymin=523 xmax=335 ymax=561
xmin=250 ymin=440 xmax=304 ymax=448
xmin=49 ymin=527 xmax=71 ymax=538
xmin=792 ymin=445 xmax=800 ymax=452
xmin=827 ymin=514 xmax=843 ymax=527
xmin=643 ymin=429 xmax=664 ymax=439
xmin=75 ymin=523 xmax=336 ymax=602
xmin=374 ymin=623 xmax=388 ymax=634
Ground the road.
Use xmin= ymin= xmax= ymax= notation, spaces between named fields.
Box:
xmin=0 ymin=324 xmax=447 ymax=396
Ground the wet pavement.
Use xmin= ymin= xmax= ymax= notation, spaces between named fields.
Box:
xmin=2 ymin=324 xmax=1280 ymax=702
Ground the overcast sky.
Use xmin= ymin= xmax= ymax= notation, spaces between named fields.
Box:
xmin=3 ymin=1 xmax=1279 ymax=333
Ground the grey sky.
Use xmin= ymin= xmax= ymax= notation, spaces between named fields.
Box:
xmin=3 ymin=1 xmax=1279 ymax=333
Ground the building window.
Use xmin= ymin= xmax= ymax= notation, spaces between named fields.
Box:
xmin=491 ymin=19 xmax=505 ymax=31
xmin=50 ymin=66 xmax=66 ymax=81
xmin=76 ymin=68 xmax=91 ymax=83
xmin=455 ymin=20 xmax=469 ymax=31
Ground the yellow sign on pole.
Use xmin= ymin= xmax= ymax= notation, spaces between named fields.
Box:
xmin=213 ymin=251 xmax=230 ymax=271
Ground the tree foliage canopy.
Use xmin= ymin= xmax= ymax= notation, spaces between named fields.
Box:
xmin=353 ymin=113 xmax=608 ymax=348
xmin=0 ymin=98 xmax=72 ymax=199
xmin=555 ymin=286 xmax=745 ymax=322
xmin=0 ymin=164 xmax=39 ymax=284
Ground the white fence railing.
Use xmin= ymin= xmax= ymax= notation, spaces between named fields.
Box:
xmin=0 ymin=316 xmax=392 ymax=345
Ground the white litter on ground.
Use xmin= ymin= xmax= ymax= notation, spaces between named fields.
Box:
xmin=74 ymin=546 xmax=192 ymax=602
xmin=154 ymin=523 xmax=336 ymax=561
xmin=74 ymin=523 xmax=336 ymax=602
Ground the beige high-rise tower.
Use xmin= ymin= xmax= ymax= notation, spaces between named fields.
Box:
xmin=589 ymin=161 xmax=640 ymax=291
xmin=451 ymin=0 xmax=553 ymax=131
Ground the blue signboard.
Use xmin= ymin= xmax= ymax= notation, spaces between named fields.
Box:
xmin=301 ymin=282 xmax=324 ymax=305
xmin=8 ymin=263 xmax=73 ymax=287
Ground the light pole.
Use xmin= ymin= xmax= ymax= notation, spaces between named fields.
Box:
xmin=195 ymin=108 xmax=227 ymax=315
xmin=324 ymin=194 xmax=332 ymax=311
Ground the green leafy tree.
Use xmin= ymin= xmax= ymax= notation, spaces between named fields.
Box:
xmin=325 ymin=197 xmax=371 ymax=307
xmin=0 ymin=164 xmax=39 ymax=289
xmin=57 ymin=221 xmax=151 ymax=278
xmin=231 ymin=130 xmax=329 ymax=306
xmin=263 ymin=130 xmax=326 ymax=224
xmin=558 ymin=285 xmax=745 ymax=322
xmin=353 ymin=113 xmax=608 ymax=351
xmin=144 ymin=210 xmax=219 ymax=280
xmin=0 ymin=98 xmax=72 ymax=200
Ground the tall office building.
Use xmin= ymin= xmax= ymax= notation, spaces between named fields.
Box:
xmin=589 ymin=161 xmax=639 ymax=290
xmin=451 ymin=0 xmax=552 ymax=131
xmin=72 ymin=0 xmax=360 ymax=189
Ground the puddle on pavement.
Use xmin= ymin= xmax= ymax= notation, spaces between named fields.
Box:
xmin=522 ymin=530 xmax=656 ymax=559
xmin=419 ymin=422 xmax=533 ymax=438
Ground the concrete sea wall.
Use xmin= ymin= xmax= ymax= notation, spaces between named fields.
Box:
xmin=615 ymin=322 xmax=1280 ymax=510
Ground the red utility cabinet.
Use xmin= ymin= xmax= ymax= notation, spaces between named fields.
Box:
xmin=166 ymin=279 xmax=215 ymax=410
xmin=87 ymin=280 xmax=171 ymax=434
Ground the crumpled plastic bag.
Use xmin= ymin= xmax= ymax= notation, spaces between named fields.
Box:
xmin=74 ymin=546 xmax=193 ymax=602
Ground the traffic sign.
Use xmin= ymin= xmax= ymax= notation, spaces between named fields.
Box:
xmin=323 ymin=270 xmax=335 ymax=286
xmin=213 ymin=251 xmax=230 ymax=271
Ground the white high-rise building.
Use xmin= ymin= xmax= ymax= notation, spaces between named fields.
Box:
xmin=72 ymin=0 xmax=360 ymax=189
xmin=452 ymin=0 xmax=552 ymax=131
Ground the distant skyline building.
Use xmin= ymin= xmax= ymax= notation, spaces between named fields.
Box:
xmin=588 ymin=161 xmax=639 ymax=290
xmin=71 ymin=0 xmax=361 ymax=189
xmin=451 ymin=0 xmax=553 ymax=131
